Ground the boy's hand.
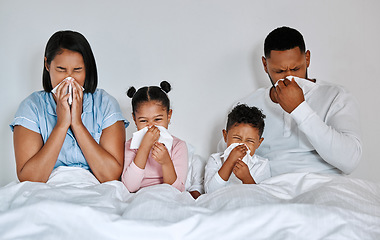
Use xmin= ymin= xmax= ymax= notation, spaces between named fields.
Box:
xmin=218 ymin=144 xmax=249 ymax=182
xmin=233 ymin=160 xmax=255 ymax=184
xmin=226 ymin=144 xmax=248 ymax=163
xmin=152 ymin=142 xmax=172 ymax=166
xmin=140 ymin=126 xmax=160 ymax=150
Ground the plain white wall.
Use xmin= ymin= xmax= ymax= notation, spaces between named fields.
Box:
xmin=1 ymin=0 xmax=379 ymax=186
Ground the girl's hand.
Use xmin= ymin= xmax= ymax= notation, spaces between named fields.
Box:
xmin=70 ymin=80 xmax=84 ymax=128
xmin=140 ymin=125 xmax=160 ymax=150
xmin=233 ymin=160 xmax=255 ymax=184
xmin=151 ymin=142 xmax=172 ymax=166
xmin=226 ymin=144 xmax=248 ymax=163
xmin=54 ymin=80 xmax=71 ymax=130
xmin=152 ymin=142 xmax=177 ymax=186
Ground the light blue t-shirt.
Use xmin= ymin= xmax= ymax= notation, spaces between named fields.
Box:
xmin=10 ymin=89 xmax=129 ymax=170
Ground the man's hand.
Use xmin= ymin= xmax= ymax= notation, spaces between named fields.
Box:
xmin=233 ymin=160 xmax=255 ymax=184
xmin=273 ymin=78 xmax=305 ymax=113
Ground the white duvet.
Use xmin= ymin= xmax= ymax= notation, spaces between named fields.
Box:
xmin=0 ymin=167 xmax=379 ymax=240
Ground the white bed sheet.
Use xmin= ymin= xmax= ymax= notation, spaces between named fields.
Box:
xmin=0 ymin=167 xmax=379 ymax=240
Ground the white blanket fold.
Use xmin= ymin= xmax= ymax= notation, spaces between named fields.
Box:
xmin=0 ymin=167 xmax=379 ymax=240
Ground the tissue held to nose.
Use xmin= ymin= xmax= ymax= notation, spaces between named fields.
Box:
xmin=130 ymin=126 xmax=174 ymax=152
xmin=222 ymin=143 xmax=252 ymax=165
xmin=51 ymin=77 xmax=84 ymax=105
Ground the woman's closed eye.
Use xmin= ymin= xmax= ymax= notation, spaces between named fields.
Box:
xmin=56 ymin=67 xmax=66 ymax=72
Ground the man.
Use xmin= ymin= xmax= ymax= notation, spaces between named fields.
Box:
xmin=239 ymin=26 xmax=362 ymax=176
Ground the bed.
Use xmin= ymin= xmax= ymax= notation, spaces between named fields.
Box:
xmin=0 ymin=166 xmax=379 ymax=240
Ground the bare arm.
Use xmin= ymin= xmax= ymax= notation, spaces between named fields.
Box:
xmin=162 ymin=162 xmax=177 ymax=185
xmin=71 ymin=121 xmax=126 ymax=183
xmin=14 ymin=82 xmax=71 ymax=182
xmin=13 ymin=125 xmax=67 ymax=182
xmin=70 ymin=82 xmax=126 ymax=182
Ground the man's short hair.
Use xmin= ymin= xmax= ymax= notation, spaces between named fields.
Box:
xmin=226 ymin=104 xmax=266 ymax=137
xmin=264 ymin=26 xmax=306 ymax=58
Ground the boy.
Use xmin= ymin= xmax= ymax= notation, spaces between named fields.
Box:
xmin=204 ymin=104 xmax=271 ymax=193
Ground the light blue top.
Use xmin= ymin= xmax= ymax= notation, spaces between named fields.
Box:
xmin=10 ymin=89 xmax=129 ymax=170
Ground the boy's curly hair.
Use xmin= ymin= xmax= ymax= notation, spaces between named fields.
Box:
xmin=226 ymin=104 xmax=266 ymax=137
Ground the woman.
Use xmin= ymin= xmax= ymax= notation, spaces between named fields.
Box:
xmin=10 ymin=30 xmax=129 ymax=183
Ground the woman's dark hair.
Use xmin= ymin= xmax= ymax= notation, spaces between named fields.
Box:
xmin=43 ymin=30 xmax=98 ymax=93
xmin=127 ymin=81 xmax=171 ymax=115
xmin=226 ymin=104 xmax=266 ymax=137
xmin=264 ymin=26 xmax=306 ymax=58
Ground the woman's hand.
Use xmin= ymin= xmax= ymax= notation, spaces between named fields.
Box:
xmin=152 ymin=142 xmax=171 ymax=166
xmin=233 ymin=160 xmax=255 ymax=184
xmin=53 ymin=80 xmax=71 ymax=130
xmin=70 ymin=80 xmax=84 ymax=128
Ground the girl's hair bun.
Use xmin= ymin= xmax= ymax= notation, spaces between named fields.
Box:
xmin=160 ymin=81 xmax=171 ymax=93
xmin=126 ymin=86 xmax=136 ymax=98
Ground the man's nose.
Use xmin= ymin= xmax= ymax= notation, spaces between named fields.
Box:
xmin=283 ymin=70 xmax=292 ymax=79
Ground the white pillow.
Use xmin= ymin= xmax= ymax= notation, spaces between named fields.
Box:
xmin=185 ymin=143 xmax=206 ymax=193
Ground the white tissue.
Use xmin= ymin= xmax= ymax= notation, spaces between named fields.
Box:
xmin=221 ymin=143 xmax=251 ymax=165
xmin=51 ymin=77 xmax=85 ymax=105
xmin=130 ymin=126 xmax=173 ymax=152
xmin=275 ymin=76 xmax=316 ymax=95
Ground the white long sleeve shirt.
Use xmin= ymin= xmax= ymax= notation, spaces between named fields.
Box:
xmin=239 ymin=79 xmax=362 ymax=176
xmin=204 ymin=153 xmax=271 ymax=193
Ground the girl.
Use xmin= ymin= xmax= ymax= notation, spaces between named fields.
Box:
xmin=122 ymin=81 xmax=188 ymax=192
xmin=10 ymin=30 xmax=128 ymax=183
